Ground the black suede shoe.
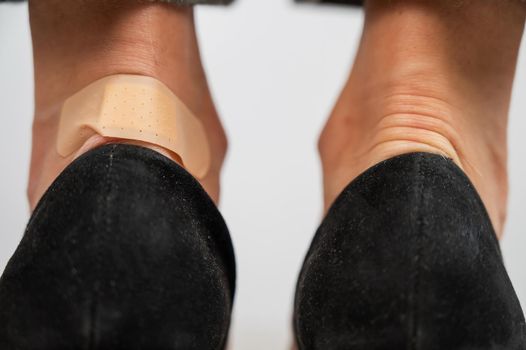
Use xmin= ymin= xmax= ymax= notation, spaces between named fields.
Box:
xmin=294 ymin=152 xmax=525 ymax=350
xmin=0 ymin=144 xmax=235 ymax=350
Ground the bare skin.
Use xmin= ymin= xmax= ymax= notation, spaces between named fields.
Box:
xmin=28 ymin=0 xmax=227 ymax=208
xmin=319 ymin=0 xmax=526 ymax=237
xmin=28 ymin=0 xmax=525 ymax=240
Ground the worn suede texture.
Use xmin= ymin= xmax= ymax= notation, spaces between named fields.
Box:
xmin=294 ymin=152 xmax=526 ymax=350
xmin=0 ymin=144 xmax=236 ymax=350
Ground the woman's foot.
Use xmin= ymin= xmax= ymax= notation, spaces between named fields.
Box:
xmin=28 ymin=0 xmax=227 ymax=209
xmin=319 ymin=0 xmax=526 ymax=237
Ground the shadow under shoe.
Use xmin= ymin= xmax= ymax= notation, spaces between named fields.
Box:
xmin=0 ymin=144 xmax=236 ymax=350
xmin=294 ymin=152 xmax=525 ymax=350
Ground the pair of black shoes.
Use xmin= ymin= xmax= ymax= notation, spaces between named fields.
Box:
xmin=0 ymin=144 xmax=524 ymax=349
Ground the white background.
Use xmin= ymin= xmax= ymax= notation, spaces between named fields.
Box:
xmin=1 ymin=1 xmax=525 ymax=349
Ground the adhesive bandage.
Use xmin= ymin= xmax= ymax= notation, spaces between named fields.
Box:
xmin=58 ymin=74 xmax=210 ymax=178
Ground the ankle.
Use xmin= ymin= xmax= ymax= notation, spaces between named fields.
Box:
xmin=319 ymin=0 xmax=524 ymax=236
xmin=320 ymin=77 xmax=509 ymax=236
xmin=28 ymin=1 xmax=226 ymax=208
xmin=29 ymin=1 xmax=201 ymax=113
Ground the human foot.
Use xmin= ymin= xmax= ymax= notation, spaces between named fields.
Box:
xmin=28 ymin=0 xmax=226 ymax=209
xmin=319 ymin=0 xmax=526 ymax=237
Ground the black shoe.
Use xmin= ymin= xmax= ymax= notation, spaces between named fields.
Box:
xmin=294 ymin=152 xmax=525 ymax=350
xmin=0 ymin=144 xmax=236 ymax=350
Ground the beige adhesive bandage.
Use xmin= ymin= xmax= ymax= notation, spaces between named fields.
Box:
xmin=58 ymin=74 xmax=210 ymax=178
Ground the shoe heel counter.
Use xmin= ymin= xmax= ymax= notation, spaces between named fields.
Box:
xmin=294 ymin=152 xmax=524 ymax=350
xmin=0 ymin=144 xmax=235 ymax=350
